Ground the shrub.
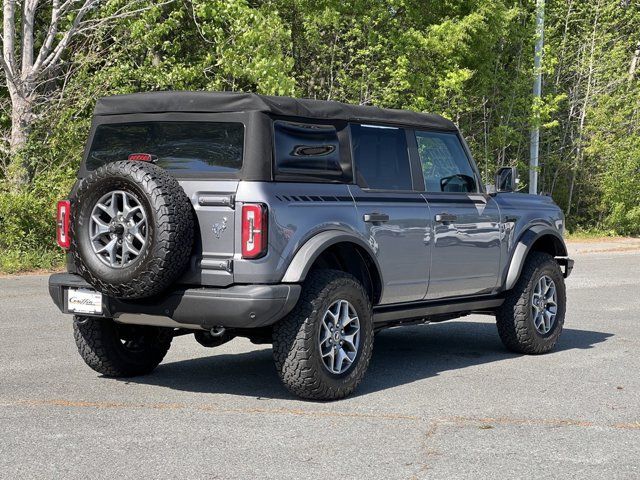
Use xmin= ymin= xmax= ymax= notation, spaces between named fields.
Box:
xmin=0 ymin=166 xmax=75 ymax=273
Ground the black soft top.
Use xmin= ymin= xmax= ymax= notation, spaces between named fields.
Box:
xmin=94 ymin=91 xmax=457 ymax=131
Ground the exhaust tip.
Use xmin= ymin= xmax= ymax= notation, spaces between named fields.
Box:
xmin=209 ymin=326 xmax=226 ymax=337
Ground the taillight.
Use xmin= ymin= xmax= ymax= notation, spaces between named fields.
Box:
xmin=241 ymin=204 xmax=268 ymax=259
xmin=56 ymin=200 xmax=71 ymax=249
xmin=128 ymin=153 xmax=155 ymax=162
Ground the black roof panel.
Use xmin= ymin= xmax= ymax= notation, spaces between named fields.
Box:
xmin=94 ymin=91 xmax=457 ymax=131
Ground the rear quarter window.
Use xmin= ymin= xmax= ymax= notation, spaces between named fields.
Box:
xmin=273 ymin=120 xmax=350 ymax=182
xmin=86 ymin=121 xmax=244 ymax=175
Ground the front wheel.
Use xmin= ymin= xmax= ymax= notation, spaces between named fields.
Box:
xmin=272 ymin=270 xmax=374 ymax=400
xmin=73 ymin=316 xmax=173 ymax=376
xmin=496 ymin=252 xmax=566 ymax=354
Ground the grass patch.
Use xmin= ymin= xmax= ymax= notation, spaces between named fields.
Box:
xmin=565 ymin=228 xmax=619 ymax=240
xmin=0 ymin=248 xmax=65 ymax=275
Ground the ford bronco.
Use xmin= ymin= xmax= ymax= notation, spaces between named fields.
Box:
xmin=49 ymin=92 xmax=574 ymax=400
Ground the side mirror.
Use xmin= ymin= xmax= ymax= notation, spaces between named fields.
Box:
xmin=495 ymin=166 xmax=519 ymax=193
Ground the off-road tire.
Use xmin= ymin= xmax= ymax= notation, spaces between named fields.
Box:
xmin=71 ymin=160 xmax=194 ymax=299
xmin=496 ymin=252 xmax=566 ymax=354
xmin=73 ymin=316 xmax=173 ymax=377
xmin=272 ymin=269 xmax=374 ymax=400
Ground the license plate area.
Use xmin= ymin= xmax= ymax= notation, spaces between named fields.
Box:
xmin=66 ymin=288 xmax=103 ymax=315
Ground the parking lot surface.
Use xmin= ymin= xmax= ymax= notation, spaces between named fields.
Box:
xmin=1 ymin=250 xmax=638 ymax=479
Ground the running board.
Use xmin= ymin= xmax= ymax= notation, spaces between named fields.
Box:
xmin=373 ymin=296 xmax=504 ymax=324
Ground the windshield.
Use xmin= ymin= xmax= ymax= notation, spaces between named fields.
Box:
xmin=86 ymin=121 xmax=244 ymax=174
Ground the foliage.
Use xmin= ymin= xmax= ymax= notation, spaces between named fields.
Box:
xmin=0 ymin=165 xmax=74 ymax=273
xmin=0 ymin=0 xmax=639 ymax=272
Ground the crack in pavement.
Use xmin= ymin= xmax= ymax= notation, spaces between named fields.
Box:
xmin=0 ymin=398 xmax=420 ymax=421
xmin=2 ymin=397 xmax=638 ymax=431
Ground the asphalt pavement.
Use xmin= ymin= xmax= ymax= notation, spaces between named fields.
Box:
xmin=0 ymin=248 xmax=638 ymax=479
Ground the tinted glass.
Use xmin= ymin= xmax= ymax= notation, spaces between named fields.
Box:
xmin=351 ymin=124 xmax=412 ymax=190
xmin=274 ymin=121 xmax=341 ymax=174
xmin=415 ymin=131 xmax=477 ymax=193
xmin=87 ymin=122 xmax=244 ymax=174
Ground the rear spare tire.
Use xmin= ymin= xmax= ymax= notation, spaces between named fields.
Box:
xmin=71 ymin=160 xmax=194 ymax=299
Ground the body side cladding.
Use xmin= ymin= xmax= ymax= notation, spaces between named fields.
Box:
xmin=503 ymin=225 xmax=570 ymax=291
xmin=281 ymin=230 xmax=383 ymax=291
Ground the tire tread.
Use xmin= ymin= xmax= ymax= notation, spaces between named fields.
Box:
xmin=496 ymin=252 xmax=566 ymax=354
xmin=272 ymin=269 xmax=373 ymax=400
xmin=71 ymin=161 xmax=193 ymax=299
xmin=73 ymin=316 xmax=172 ymax=377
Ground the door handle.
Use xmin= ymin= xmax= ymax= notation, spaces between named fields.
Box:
xmin=363 ymin=213 xmax=389 ymax=223
xmin=434 ymin=213 xmax=458 ymax=223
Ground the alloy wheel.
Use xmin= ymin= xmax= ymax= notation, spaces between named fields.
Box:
xmin=319 ymin=299 xmax=361 ymax=375
xmin=89 ymin=190 xmax=148 ymax=268
xmin=531 ymin=274 xmax=558 ymax=334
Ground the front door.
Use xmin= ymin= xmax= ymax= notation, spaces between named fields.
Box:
xmin=350 ymin=124 xmax=430 ymax=304
xmin=413 ymin=130 xmax=502 ymax=299
xmin=424 ymin=193 xmax=502 ymax=298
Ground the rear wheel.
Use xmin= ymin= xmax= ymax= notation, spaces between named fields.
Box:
xmin=496 ymin=252 xmax=566 ymax=354
xmin=272 ymin=270 xmax=374 ymax=400
xmin=73 ymin=316 xmax=173 ymax=376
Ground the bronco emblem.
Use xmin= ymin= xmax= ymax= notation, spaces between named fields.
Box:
xmin=212 ymin=217 xmax=228 ymax=239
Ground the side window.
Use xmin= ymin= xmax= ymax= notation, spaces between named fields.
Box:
xmin=415 ymin=131 xmax=478 ymax=193
xmin=351 ymin=124 xmax=412 ymax=190
xmin=274 ymin=121 xmax=342 ymax=177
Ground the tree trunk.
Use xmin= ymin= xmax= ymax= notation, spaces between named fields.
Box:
xmin=10 ymin=97 xmax=32 ymax=152
xmin=629 ymin=40 xmax=640 ymax=81
xmin=0 ymin=0 xmax=117 ymax=187
xmin=7 ymin=86 xmax=34 ymax=187
xmin=567 ymin=2 xmax=600 ymax=217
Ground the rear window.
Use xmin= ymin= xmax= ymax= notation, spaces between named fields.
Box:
xmin=86 ymin=121 xmax=244 ymax=174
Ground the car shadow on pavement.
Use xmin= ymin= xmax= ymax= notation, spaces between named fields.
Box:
xmin=120 ymin=320 xmax=612 ymax=400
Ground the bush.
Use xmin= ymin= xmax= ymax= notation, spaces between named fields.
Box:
xmin=0 ymin=166 xmax=75 ymax=273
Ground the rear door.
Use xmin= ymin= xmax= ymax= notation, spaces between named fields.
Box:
xmin=349 ymin=124 xmax=431 ymax=305
xmin=84 ymin=113 xmax=246 ymax=287
xmin=413 ymin=130 xmax=502 ymax=299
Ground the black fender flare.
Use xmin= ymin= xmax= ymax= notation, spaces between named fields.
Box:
xmin=281 ymin=230 xmax=382 ymax=286
xmin=504 ymin=225 xmax=569 ymax=291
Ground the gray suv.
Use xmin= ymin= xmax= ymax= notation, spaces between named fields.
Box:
xmin=49 ymin=92 xmax=574 ymax=400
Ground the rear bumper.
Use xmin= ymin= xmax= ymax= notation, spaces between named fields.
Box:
xmin=49 ymin=273 xmax=301 ymax=329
